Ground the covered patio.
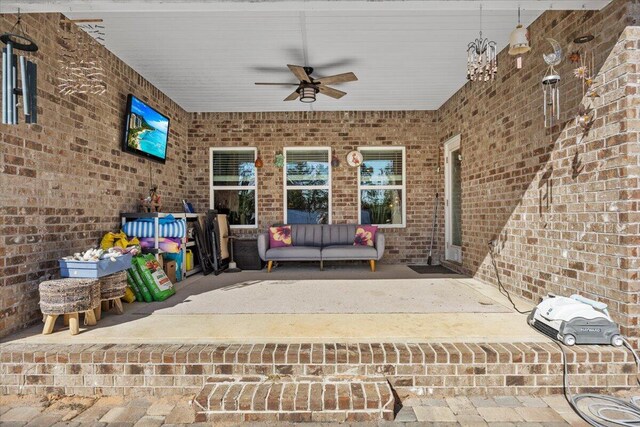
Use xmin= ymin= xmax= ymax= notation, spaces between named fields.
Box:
xmin=7 ymin=265 xmax=541 ymax=344
xmin=1 ymin=0 xmax=639 ymax=423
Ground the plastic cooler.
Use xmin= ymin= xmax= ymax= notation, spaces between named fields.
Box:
xmin=59 ymin=253 xmax=133 ymax=278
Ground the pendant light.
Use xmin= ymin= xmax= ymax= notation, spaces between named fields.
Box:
xmin=508 ymin=7 xmax=531 ymax=69
xmin=467 ymin=4 xmax=497 ymax=82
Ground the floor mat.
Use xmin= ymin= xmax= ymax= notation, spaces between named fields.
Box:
xmin=136 ymin=278 xmax=511 ymax=315
xmin=408 ymin=264 xmax=457 ymax=274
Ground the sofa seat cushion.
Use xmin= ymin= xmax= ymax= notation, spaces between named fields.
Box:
xmin=321 ymin=245 xmax=377 ymax=260
xmin=265 ymin=246 xmax=322 ymax=260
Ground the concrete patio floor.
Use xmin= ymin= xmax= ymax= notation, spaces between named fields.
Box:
xmin=3 ymin=265 xmax=547 ymax=345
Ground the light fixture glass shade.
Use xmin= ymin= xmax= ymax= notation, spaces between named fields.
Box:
xmin=299 ymin=85 xmax=316 ymax=103
xmin=467 ymin=35 xmax=497 ymax=81
xmin=508 ymin=24 xmax=530 ymax=56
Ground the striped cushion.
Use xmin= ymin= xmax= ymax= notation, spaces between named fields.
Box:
xmin=122 ymin=219 xmax=186 ymax=238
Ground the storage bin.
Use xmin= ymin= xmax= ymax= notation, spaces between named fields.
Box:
xmin=59 ymin=253 xmax=133 ymax=278
xmin=233 ymin=238 xmax=264 ymax=270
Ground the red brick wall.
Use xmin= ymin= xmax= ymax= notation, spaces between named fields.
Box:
xmin=188 ymin=111 xmax=441 ymax=264
xmin=437 ymin=0 xmax=639 ymax=343
xmin=0 ymin=14 xmax=189 ymax=337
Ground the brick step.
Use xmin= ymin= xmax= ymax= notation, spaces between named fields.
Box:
xmin=193 ymin=375 xmax=395 ymax=423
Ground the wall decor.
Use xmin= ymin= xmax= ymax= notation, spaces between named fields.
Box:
xmin=542 ymin=38 xmax=562 ymax=128
xmin=58 ymin=18 xmax=107 ymax=96
xmin=346 ymin=150 xmax=363 ymax=167
xmin=570 ymin=34 xmax=597 ymax=134
xmin=331 ymin=154 xmax=340 ymax=168
xmin=508 ymin=7 xmax=530 ymax=69
xmin=576 ymin=104 xmax=594 ymax=133
xmin=571 ymin=34 xmax=597 ymax=99
xmin=274 ymin=153 xmax=284 ymax=168
xmin=467 ymin=5 xmax=497 ymax=82
xmin=1 ymin=11 xmax=38 ymax=125
xmin=254 ymin=156 xmax=264 ymax=168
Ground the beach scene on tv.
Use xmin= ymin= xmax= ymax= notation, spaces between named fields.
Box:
xmin=126 ymin=96 xmax=169 ymax=159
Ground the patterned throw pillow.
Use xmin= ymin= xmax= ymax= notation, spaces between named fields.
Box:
xmin=269 ymin=225 xmax=293 ymax=248
xmin=354 ymin=225 xmax=378 ymax=247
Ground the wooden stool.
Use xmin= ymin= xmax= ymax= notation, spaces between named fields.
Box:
xmin=96 ymin=271 xmax=128 ymax=319
xmin=39 ymin=278 xmax=100 ymax=335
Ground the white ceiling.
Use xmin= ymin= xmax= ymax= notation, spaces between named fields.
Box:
xmin=1 ymin=1 xmax=612 ymax=112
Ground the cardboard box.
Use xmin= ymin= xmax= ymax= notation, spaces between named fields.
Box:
xmin=163 ymin=260 xmax=177 ymax=284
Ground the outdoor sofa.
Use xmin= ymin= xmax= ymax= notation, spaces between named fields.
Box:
xmin=257 ymin=224 xmax=385 ymax=272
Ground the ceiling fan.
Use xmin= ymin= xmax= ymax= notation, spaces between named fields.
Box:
xmin=255 ymin=64 xmax=358 ymax=103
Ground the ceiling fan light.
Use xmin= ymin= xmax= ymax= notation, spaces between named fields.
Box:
xmin=299 ymin=85 xmax=317 ymax=103
xmin=509 ymin=24 xmax=531 ymax=56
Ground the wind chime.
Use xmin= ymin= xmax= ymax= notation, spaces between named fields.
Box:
xmin=467 ymin=5 xmax=497 ymax=82
xmin=1 ymin=11 xmax=38 ymax=125
xmin=570 ymin=34 xmax=597 ymax=132
xmin=542 ymin=38 xmax=562 ymax=128
xmin=58 ymin=18 xmax=107 ymax=96
xmin=508 ymin=7 xmax=531 ymax=69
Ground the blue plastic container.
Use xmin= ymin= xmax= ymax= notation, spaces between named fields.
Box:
xmin=59 ymin=253 xmax=133 ymax=278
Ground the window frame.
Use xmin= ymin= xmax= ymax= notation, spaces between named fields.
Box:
xmin=283 ymin=146 xmax=332 ymax=225
xmin=357 ymin=146 xmax=407 ymax=228
xmin=209 ymin=147 xmax=258 ymax=229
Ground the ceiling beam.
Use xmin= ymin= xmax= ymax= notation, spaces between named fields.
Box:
xmin=0 ymin=0 xmax=612 ymax=14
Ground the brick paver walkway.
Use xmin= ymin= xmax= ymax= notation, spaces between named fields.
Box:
xmin=0 ymin=393 xmax=591 ymax=426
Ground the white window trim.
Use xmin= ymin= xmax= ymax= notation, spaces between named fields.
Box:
xmin=283 ymin=146 xmax=332 ymax=225
xmin=357 ymin=146 xmax=406 ymax=228
xmin=209 ymin=147 xmax=258 ymax=229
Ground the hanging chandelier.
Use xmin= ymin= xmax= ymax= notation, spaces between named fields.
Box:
xmin=467 ymin=5 xmax=497 ymax=82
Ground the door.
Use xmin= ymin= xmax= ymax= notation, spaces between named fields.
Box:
xmin=444 ymin=135 xmax=462 ymax=263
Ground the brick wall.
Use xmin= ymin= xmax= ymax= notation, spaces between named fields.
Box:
xmin=437 ymin=0 xmax=639 ymax=344
xmin=1 ymin=2 xmax=638 ymax=346
xmin=188 ymin=111 xmax=441 ymax=264
xmin=0 ymin=14 xmax=189 ymax=337
xmin=1 ymin=342 xmax=636 ymax=399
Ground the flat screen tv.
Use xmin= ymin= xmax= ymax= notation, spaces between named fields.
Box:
xmin=122 ymin=94 xmax=170 ymax=163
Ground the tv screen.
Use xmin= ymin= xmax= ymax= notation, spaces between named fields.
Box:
xmin=122 ymin=94 xmax=170 ymax=163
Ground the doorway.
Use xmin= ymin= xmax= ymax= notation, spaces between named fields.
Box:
xmin=444 ymin=135 xmax=462 ymax=263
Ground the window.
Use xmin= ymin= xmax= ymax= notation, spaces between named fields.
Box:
xmin=358 ymin=147 xmax=406 ymax=227
xmin=210 ymin=147 xmax=257 ymax=228
xmin=284 ymin=147 xmax=331 ymax=224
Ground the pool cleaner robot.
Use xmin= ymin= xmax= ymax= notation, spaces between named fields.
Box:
xmin=527 ymin=294 xmax=624 ymax=347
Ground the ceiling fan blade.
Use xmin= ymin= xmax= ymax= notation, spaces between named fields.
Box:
xmin=316 ymin=72 xmax=358 ymax=85
xmin=284 ymin=91 xmax=300 ymax=101
xmin=287 ymin=64 xmax=310 ymax=83
xmin=255 ymin=82 xmax=299 ymax=86
xmin=318 ymin=85 xmax=347 ymax=99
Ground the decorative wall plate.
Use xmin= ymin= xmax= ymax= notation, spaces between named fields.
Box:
xmin=346 ymin=151 xmax=363 ymax=167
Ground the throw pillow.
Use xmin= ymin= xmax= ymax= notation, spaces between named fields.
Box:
xmin=269 ymin=225 xmax=292 ymax=248
xmin=354 ymin=225 xmax=378 ymax=247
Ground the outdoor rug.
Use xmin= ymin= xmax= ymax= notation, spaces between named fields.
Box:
xmin=408 ymin=264 xmax=457 ymax=275
xmin=140 ymin=278 xmax=511 ymax=315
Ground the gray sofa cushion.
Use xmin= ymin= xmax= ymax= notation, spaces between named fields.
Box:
xmin=321 ymin=245 xmax=377 ymax=260
xmin=265 ymin=246 xmax=321 ymax=260
xmin=322 ymin=224 xmax=357 ymax=246
xmin=291 ymin=224 xmax=323 ymax=247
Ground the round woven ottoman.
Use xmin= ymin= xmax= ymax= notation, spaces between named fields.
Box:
xmin=39 ymin=278 xmax=100 ymax=335
xmin=96 ymin=271 xmax=128 ymax=319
